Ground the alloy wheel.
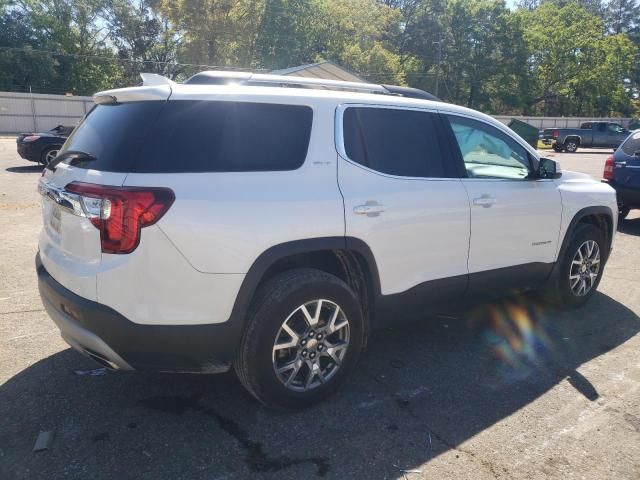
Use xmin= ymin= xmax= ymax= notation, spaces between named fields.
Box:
xmin=569 ymin=240 xmax=600 ymax=296
xmin=272 ymin=299 xmax=350 ymax=392
xmin=44 ymin=149 xmax=59 ymax=165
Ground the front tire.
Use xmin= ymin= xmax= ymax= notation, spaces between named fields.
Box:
xmin=234 ymin=268 xmax=364 ymax=410
xmin=552 ymin=143 xmax=563 ymax=153
xmin=543 ymin=224 xmax=606 ymax=308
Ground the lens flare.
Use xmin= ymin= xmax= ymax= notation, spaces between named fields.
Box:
xmin=472 ymin=295 xmax=554 ymax=381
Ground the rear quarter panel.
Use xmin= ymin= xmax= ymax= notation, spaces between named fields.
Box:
xmin=122 ymin=100 xmax=344 ymax=274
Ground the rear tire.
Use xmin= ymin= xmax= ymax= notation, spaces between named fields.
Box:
xmin=40 ymin=146 xmax=61 ymax=165
xmin=542 ymin=224 xmax=606 ymax=308
xmin=564 ymin=140 xmax=579 ymax=153
xmin=234 ymin=268 xmax=364 ymax=410
xmin=619 ymin=206 xmax=630 ymax=222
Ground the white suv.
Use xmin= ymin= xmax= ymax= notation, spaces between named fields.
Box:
xmin=37 ymin=72 xmax=618 ymax=409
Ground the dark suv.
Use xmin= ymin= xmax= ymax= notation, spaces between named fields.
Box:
xmin=603 ymin=130 xmax=640 ymax=220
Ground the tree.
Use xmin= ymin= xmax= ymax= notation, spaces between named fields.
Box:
xmin=104 ymin=0 xmax=183 ymax=83
xmin=0 ymin=8 xmax=58 ymax=92
xmin=521 ymin=1 xmax=638 ymax=116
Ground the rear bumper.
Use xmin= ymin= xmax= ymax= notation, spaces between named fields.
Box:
xmin=36 ymin=253 xmax=240 ymax=373
xmin=602 ymin=180 xmax=640 ymax=208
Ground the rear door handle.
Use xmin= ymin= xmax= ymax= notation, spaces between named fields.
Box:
xmin=473 ymin=196 xmax=497 ymax=208
xmin=354 ymin=202 xmax=385 ymax=216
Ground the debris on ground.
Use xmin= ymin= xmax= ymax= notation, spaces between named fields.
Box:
xmin=33 ymin=431 xmax=54 ymax=452
xmin=393 ymin=464 xmax=422 ymax=475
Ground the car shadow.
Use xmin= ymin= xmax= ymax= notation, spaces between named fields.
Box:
xmin=619 ymin=216 xmax=640 ymax=236
xmin=5 ymin=165 xmax=44 ymax=173
xmin=1 ymin=292 xmax=638 ymax=480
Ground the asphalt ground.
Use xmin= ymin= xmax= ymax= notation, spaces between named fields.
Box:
xmin=1 ymin=140 xmax=639 ymax=480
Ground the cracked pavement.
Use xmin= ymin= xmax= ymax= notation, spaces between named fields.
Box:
xmin=1 ymin=138 xmax=639 ymax=479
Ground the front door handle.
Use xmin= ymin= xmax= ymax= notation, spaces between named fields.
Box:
xmin=354 ymin=201 xmax=385 ymax=216
xmin=473 ymin=196 xmax=497 ymax=208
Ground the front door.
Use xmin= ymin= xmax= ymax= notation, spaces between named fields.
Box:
xmin=444 ymin=114 xmax=563 ymax=297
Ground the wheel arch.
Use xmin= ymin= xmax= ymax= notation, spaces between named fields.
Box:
xmin=564 ymin=135 xmax=581 ymax=146
xmin=228 ymin=237 xmax=381 ymax=342
xmin=557 ymin=206 xmax=613 ymax=265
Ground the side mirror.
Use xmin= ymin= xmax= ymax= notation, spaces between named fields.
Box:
xmin=537 ymin=157 xmax=561 ymax=179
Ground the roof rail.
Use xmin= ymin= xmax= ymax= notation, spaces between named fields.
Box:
xmin=181 ymin=71 xmax=440 ymax=101
xmin=381 ymin=84 xmax=440 ymax=101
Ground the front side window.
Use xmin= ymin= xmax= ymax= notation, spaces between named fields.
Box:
xmin=447 ymin=115 xmax=531 ymax=180
xmin=342 ymin=106 xmax=446 ymax=178
xmin=608 ymin=124 xmax=624 ymax=134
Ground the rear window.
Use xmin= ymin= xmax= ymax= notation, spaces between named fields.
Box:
xmin=59 ymin=102 xmax=164 ymax=172
xmin=621 ymin=131 xmax=640 ymax=156
xmin=62 ymin=100 xmax=313 ymax=173
xmin=342 ymin=107 xmax=446 ymax=177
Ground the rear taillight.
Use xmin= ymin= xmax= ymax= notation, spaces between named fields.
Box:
xmin=603 ymin=155 xmax=615 ymax=181
xmin=65 ymin=182 xmax=174 ymax=254
xmin=552 ymin=130 xmax=560 ymax=138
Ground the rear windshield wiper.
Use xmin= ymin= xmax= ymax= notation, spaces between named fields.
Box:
xmin=47 ymin=150 xmax=96 ymax=171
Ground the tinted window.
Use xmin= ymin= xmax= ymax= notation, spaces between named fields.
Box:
xmin=621 ymin=131 xmax=640 ymax=156
xmin=581 ymin=123 xmax=592 ymax=129
xmin=59 ymin=102 xmax=165 ymax=171
xmin=597 ymin=123 xmax=607 ymax=132
xmin=342 ymin=107 xmax=446 ymax=177
xmin=138 ymin=101 xmax=312 ymax=172
xmin=62 ymin=101 xmax=313 ymax=173
xmin=608 ymin=123 xmax=624 ymax=133
xmin=447 ymin=115 xmax=531 ymax=180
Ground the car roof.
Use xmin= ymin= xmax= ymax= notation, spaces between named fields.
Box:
xmin=94 ymin=75 xmax=539 ymax=160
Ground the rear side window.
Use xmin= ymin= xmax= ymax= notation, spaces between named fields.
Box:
xmin=138 ymin=101 xmax=312 ymax=173
xmin=342 ymin=107 xmax=446 ymax=177
xmin=62 ymin=100 xmax=312 ymax=173
xmin=59 ymin=102 xmax=165 ymax=172
xmin=621 ymin=131 xmax=640 ymax=156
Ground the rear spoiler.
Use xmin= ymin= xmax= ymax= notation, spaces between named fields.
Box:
xmin=93 ymin=73 xmax=173 ymax=104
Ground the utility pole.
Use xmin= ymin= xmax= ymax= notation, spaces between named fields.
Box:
xmin=433 ymin=39 xmax=442 ymax=97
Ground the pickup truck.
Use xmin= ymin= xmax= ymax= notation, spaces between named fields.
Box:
xmin=540 ymin=121 xmax=630 ymax=153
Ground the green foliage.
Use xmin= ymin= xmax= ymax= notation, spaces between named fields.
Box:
xmin=0 ymin=0 xmax=638 ymax=117
xmin=521 ymin=1 xmax=638 ymax=116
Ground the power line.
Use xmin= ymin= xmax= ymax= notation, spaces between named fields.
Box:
xmin=0 ymin=46 xmax=261 ymax=71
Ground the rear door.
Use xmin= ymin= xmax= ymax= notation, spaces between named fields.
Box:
xmin=336 ymin=104 xmax=470 ymax=307
xmin=38 ymin=94 xmax=168 ymax=300
xmin=444 ymin=114 xmax=562 ymax=296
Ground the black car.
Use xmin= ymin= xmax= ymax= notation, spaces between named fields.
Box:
xmin=16 ymin=125 xmax=74 ymax=165
xmin=602 ymin=130 xmax=640 ymax=220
